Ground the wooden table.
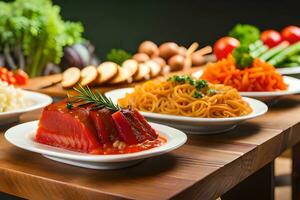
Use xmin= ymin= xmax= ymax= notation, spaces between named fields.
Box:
xmin=1 ymin=94 xmax=300 ymax=199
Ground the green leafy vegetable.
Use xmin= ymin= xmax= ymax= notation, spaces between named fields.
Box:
xmin=72 ymin=84 xmax=120 ymax=111
xmin=106 ymin=49 xmax=132 ymax=65
xmin=0 ymin=0 xmax=84 ymax=76
xmin=229 ymin=24 xmax=260 ymax=45
xmin=233 ymin=45 xmax=254 ymax=68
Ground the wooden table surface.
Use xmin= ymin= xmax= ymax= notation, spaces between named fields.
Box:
xmin=1 ymin=93 xmax=300 ymax=199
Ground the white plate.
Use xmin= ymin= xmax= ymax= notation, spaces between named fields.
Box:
xmin=192 ymin=70 xmax=300 ymax=103
xmin=5 ymin=121 xmax=187 ymax=170
xmin=0 ymin=91 xmax=52 ymax=125
xmin=105 ymin=88 xmax=268 ymax=134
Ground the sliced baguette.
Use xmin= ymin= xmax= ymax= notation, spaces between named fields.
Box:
xmin=134 ymin=63 xmax=151 ymax=81
xmin=80 ymin=66 xmax=98 ymax=86
xmin=97 ymin=62 xmax=118 ymax=85
xmin=122 ymin=59 xmax=138 ymax=77
xmin=109 ymin=66 xmax=132 ymax=84
xmin=61 ymin=67 xmax=81 ymax=88
xmin=145 ymin=60 xmax=162 ymax=77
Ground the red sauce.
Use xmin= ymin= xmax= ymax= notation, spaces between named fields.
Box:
xmin=100 ymin=135 xmax=167 ymax=155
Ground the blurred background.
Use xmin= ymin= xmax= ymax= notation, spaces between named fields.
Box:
xmin=53 ymin=0 xmax=300 ymax=58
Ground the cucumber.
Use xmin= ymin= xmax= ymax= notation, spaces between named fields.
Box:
xmin=283 ymin=62 xmax=300 ymax=68
xmin=288 ymin=55 xmax=300 ymax=63
xmin=251 ymin=45 xmax=268 ymax=58
xmin=259 ymin=41 xmax=290 ymax=61
xmin=249 ymin=40 xmax=263 ymax=52
xmin=268 ymin=41 xmax=300 ymax=66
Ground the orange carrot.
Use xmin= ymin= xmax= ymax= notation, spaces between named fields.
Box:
xmin=201 ymin=55 xmax=287 ymax=92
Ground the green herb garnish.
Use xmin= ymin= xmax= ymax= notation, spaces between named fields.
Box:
xmin=168 ymin=75 xmax=213 ymax=99
xmin=193 ymin=91 xmax=203 ymax=98
xmin=106 ymin=49 xmax=132 ymax=65
xmin=71 ymin=84 xmax=120 ymax=111
xmin=66 ymin=102 xmax=73 ymax=110
xmin=195 ymin=80 xmax=208 ymax=90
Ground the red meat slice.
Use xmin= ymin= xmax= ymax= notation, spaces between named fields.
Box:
xmin=132 ymin=109 xmax=158 ymax=140
xmin=36 ymin=101 xmax=102 ymax=154
xmin=112 ymin=109 xmax=158 ymax=145
xmin=112 ymin=111 xmax=140 ymax=145
xmin=90 ymin=108 xmax=121 ymax=145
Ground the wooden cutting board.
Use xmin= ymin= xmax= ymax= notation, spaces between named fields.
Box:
xmin=22 ymin=67 xmax=202 ymax=97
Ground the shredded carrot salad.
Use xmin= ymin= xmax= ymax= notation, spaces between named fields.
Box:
xmin=201 ymin=55 xmax=288 ymax=92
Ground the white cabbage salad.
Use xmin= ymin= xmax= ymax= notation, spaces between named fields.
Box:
xmin=0 ymin=80 xmax=27 ymax=112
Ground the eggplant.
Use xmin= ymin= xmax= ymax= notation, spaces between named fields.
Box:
xmin=59 ymin=42 xmax=100 ymax=70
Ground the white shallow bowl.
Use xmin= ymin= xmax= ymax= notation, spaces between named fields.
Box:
xmin=105 ymin=88 xmax=268 ymax=134
xmin=5 ymin=121 xmax=187 ymax=170
xmin=192 ymin=70 xmax=300 ymax=104
xmin=0 ymin=91 xmax=52 ymax=125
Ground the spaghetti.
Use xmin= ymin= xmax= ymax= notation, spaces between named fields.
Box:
xmin=201 ymin=55 xmax=287 ymax=91
xmin=118 ymin=75 xmax=252 ymax=118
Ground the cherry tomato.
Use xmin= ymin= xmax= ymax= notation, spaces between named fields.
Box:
xmin=281 ymin=26 xmax=300 ymax=44
xmin=261 ymin=30 xmax=282 ymax=48
xmin=14 ymin=69 xmax=29 ymax=85
xmin=214 ymin=37 xmax=240 ymax=60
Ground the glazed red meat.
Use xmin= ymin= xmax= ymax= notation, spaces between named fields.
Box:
xmin=90 ymin=108 xmax=121 ymax=145
xmin=36 ymin=101 xmax=102 ymax=154
xmin=36 ymin=100 xmax=159 ymax=154
xmin=112 ymin=109 xmax=158 ymax=145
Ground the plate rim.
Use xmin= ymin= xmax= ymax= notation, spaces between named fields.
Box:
xmin=105 ymin=88 xmax=268 ymax=123
xmin=0 ymin=90 xmax=52 ymax=116
xmin=4 ymin=120 xmax=187 ymax=163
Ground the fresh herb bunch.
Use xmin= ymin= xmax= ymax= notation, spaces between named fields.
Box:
xmin=0 ymin=0 xmax=84 ymax=77
xmin=70 ymin=84 xmax=120 ymax=111
xmin=106 ymin=49 xmax=132 ymax=65
xmin=168 ymin=75 xmax=212 ymax=98
xmin=229 ymin=24 xmax=260 ymax=45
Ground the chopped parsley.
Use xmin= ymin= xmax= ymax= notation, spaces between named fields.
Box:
xmin=193 ymin=91 xmax=203 ymax=98
xmin=168 ymin=75 xmax=217 ymax=99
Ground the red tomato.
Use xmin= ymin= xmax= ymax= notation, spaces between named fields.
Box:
xmin=281 ymin=26 xmax=300 ymax=44
xmin=14 ymin=69 xmax=29 ymax=85
xmin=214 ymin=37 xmax=240 ymax=60
xmin=261 ymin=30 xmax=282 ymax=48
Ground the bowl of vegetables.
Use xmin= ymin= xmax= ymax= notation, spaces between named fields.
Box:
xmin=213 ymin=24 xmax=300 ymax=78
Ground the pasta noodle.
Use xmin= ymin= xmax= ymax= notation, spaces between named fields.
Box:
xmin=118 ymin=76 xmax=252 ymax=118
xmin=201 ymin=55 xmax=287 ymax=91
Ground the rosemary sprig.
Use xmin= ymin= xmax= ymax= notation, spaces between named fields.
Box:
xmin=70 ymin=84 xmax=120 ymax=111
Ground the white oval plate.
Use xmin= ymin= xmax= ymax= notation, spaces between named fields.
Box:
xmin=192 ymin=70 xmax=300 ymax=103
xmin=5 ymin=121 xmax=187 ymax=170
xmin=0 ymin=91 xmax=52 ymax=125
xmin=105 ymin=88 xmax=268 ymax=134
